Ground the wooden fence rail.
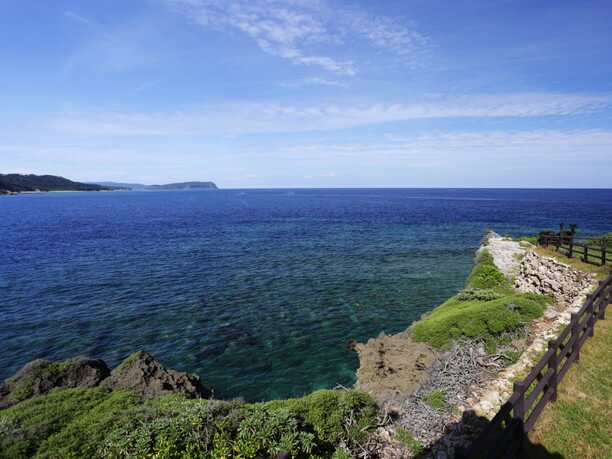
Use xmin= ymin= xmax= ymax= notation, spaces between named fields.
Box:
xmin=541 ymin=235 xmax=611 ymax=266
xmin=457 ymin=269 xmax=612 ymax=458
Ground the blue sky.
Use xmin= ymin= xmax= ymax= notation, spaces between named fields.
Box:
xmin=1 ymin=0 xmax=611 ymax=187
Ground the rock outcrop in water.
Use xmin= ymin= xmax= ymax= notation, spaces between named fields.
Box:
xmin=0 ymin=358 xmax=110 ymax=408
xmin=0 ymin=352 xmax=211 ymax=409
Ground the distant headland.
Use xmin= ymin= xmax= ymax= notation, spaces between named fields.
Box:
xmin=87 ymin=181 xmax=218 ymax=190
xmin=0 ymin=174 xmax=218 ymax=194
xmin=0 ymin=174 xmax=121 ymax=194
xmin=144 ymin=181 xmax=218 ymax=190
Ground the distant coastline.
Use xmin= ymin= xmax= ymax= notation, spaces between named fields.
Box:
xmin=1 ymin=174 xmax=218 ymax=195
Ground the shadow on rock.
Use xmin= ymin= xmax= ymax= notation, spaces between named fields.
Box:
xmin=417 ymin=410 xmax=563 ymax=459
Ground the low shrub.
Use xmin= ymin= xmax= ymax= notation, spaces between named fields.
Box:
xmin=465 ymin=251 xmax=511 ymax=291
xmin=456 ymin=289 xmax=504 ymax=302
xmin=412 ymin=293 xmax=554 ymax=349
xmin=262 ymin=389 xmax=378 ymax=449
xmin=0 ymin=388 xmax=378 ymax=459
xmin=0 ymin=387 xmax=112 ymax=458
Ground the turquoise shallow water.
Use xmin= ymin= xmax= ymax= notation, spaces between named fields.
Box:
xmin=1 ymin=188 xmax=611 ymax=401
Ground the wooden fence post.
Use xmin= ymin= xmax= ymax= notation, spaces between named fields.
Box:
xmin=568 ymin=242 xmax=573 ymax=258
xmin=513 ymin=381 xmax=526 ymax=450
xmin=602 ymin=236 xmax=608 ymax=266
xmin=586 ymin=295 xmax=595 ymax=337
xmin=571 ymin=313 xmax=580 ymax=363
xmin=583 ymin=245 xmax=588 ymax=263
xmin=548 ymin=341 xmax=558 ymax=402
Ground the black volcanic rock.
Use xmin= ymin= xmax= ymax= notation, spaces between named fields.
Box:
xmin=100 ymin=351 xmax=211 ymax=399
xmin=0 ymin=358 xmax=110 ymax=408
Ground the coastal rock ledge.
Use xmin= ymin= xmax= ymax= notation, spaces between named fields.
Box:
xmin=0 ymin=352 xmax=211 ymax=409
xmin=100 ymin=351 xmax=210 ymax=398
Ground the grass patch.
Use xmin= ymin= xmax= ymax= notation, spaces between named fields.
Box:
xmin=527 ymin=317 xmax=611 ymax=458
xmin=395 ymin=426 xmax=423 ymax=455
xmin=465 ymin=250 xmax=513 ymax=291
xmin=424 ymin=390 xmax=447 ymax=411
xmin=112 ymin=351 xmax=144 ymax=373
xmin=0 ymin=388 xmax=377 ymax=459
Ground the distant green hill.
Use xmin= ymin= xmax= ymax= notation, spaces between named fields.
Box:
xmin=146 ymin=181 xmax=218 ymax=190
xmin=0 ymin=174 xmax=113 ymax=193
xmin=86 ymin=181 xmax=146 ymax=189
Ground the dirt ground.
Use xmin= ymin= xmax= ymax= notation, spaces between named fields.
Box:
xmin=354 ymin=330 xmax=438 ymax=399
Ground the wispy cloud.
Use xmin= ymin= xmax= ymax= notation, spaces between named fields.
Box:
xmin=280 ymin=77 xmax=350 ymax=89
xmin=47 ymin=92 xmax=612 ymax=136
xmin=281 ymin=129 xmax=612 ymax=163
xmin=64 ymin=19 xmax=161 ymax=73
xmin=3 ymin=129 xmax=611 ymax=186
xmin=64 ymin=11 xmax=98 ymax=28
xmin=160 ymin=0 xmax=428 ymax=75
xmin=304 ymin=171 xmax=337 ymax=179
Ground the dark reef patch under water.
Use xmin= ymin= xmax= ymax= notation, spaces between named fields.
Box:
xmin=1 ymin=188 xmax=611 ymax=401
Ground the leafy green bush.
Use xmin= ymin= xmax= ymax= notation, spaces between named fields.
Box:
xmin=37 ymin=390 xmax=143 ymax=458
xmin=0 ymin=388 xmax=378 ymax=459
xmin=0 ymin=388 xmax=112 ymax=458
xmin=537 ymin=230 xmax=557 ymax=244
xmin=331 ymin=447 xmax=353 ymax=459
xmin=465 ymin=250 xmax=511 ymax=291
xmin=262 ymin=389 xmax=378 ymax=448
xmin=101 ymin=398 xmax=317 ymax=458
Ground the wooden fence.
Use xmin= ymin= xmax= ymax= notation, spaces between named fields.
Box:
xmin=457 ymin=271 xmax=612 ymax=458
xmin=541 ymin=235 xmax=611 ymax=266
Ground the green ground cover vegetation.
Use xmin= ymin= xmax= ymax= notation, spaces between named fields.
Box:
xmin=412 ymin=248 xmax=554 ymax=351
xmin=0 ymin=386 xmax=377 ymax=459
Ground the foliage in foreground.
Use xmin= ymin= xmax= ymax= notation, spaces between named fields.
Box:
xmin=412 ymin=249 xmax=554 ymax=349
xmin=0 ymin=388 xmax=378 ymax=459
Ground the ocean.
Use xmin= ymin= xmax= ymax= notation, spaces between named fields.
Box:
xmin=1 ymin=188 xmax=610 ymax=401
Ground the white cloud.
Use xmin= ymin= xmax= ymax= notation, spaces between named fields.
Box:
xmin=283 ymin=130 xmax=612 ymax=164
xmin=3 ymin=129 xmax=610 ymax=186
xmin=160 ymin=0 xmax=429 ymax=74
xmin=280 ymin=77 xmax=350 ymax=89
xmin=64 ymin=11 xmax=98 ymax=28
xmin=304 ymin=171 xmax=337 ymax=178
xmin=47 ymin=93 xmax=612 ymax=137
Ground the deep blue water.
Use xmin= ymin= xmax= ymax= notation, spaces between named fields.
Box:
xmin=1 ymin=188 xmax=611 ymax=401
